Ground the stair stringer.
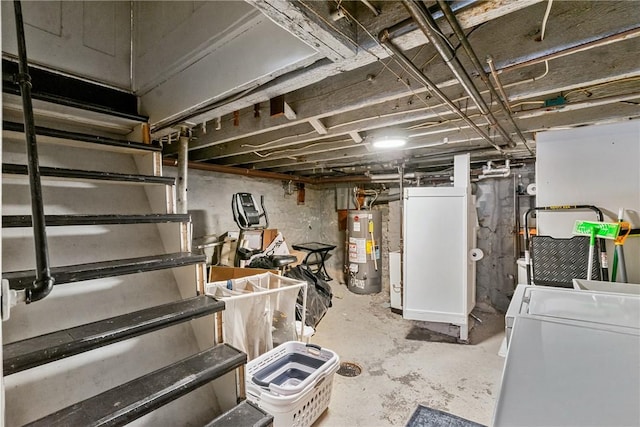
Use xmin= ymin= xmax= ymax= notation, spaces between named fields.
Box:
xmin=1 ymin=139 xmax=219 ymax=425
xmin=134 ymin=152 xmax=238 ymax=415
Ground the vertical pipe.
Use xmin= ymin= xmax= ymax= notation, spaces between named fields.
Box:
xmin=398 ymin=164 xmax=405 ymax=310
xmin=13 ymin=0 xmax=54 ymax=302
xmin=176 ymin=132 xmax=189 ymax=214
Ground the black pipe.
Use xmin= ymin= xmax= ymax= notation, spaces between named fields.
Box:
xmin=12 ymin=0 xmax=55 ymax=302
xmin=402 ymin=0 xmax=516 ymax=148
xmin=379 ymin=32 xmax=502 ymax=153
xmin=436 ymin=0 xmax=533 ymax=156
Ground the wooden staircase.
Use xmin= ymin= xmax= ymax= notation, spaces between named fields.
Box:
xmin=1 ymin=118 xmax=271 ymax=425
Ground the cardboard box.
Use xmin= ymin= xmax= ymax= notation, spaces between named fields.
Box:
xmin=219 ymin=238 xmax=237 ymax=266
xmin=208 ymin=266 xmax=279 ymax=283
xmin=242 ymin=230 xmax=263 ymax=250
xmin=289 ymin=250 xmax=306 ymax=267
xmin=262 ymin=229 xmax=279 ymax=250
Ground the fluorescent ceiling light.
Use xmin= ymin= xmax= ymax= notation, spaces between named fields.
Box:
xmin=371 ymin=135 xmax=407 ymax=148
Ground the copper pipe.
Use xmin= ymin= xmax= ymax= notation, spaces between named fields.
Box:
xmin=163 ymin=158 xmax=378 ymax=184
xmin=163 ymin=159 xmax=314 ymax=184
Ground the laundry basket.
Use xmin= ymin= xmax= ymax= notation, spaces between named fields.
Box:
xmin=205 ymin=272 xmax=307 ymax=360
xmin=246 ymin=341 xmax=339 ymax=427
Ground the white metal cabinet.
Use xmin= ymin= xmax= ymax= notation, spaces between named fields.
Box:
xmin=402 ymin=160 xmax=477 ymax=340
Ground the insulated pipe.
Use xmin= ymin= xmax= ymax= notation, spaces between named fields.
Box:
xmin=13 ymin=0 xmax=55 ymax=303
xmin=402 ymin=0 xmax=516 ymax=149
xmin=437 ymin=0 xmax=533 ymax=155
xmin=367 ymin=172 xmax=418 ymax=181
xmin=163 ymin=159 xmax=315 ymax=183
xmin=379 ymin=33 xmax=502 ymax=153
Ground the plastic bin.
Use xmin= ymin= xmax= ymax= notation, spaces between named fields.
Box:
xmin=246 ymin=341 xmax=339 ymax=427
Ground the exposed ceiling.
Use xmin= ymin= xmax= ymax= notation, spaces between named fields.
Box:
xmin=2 ymin=1 xmax=639 ymax=183
xmin=146 ymin=1 xmax=639 ymax=180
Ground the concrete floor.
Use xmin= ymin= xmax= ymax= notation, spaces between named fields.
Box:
xmin=311 ymin=286 xmax=506 ymax=427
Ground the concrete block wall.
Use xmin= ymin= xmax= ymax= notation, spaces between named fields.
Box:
xmin=180 ymin=166 xmax=534 ymax=313
xmin=167 ymin=167 xmax=344 ymax=281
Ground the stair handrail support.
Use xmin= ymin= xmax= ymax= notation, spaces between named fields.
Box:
xmin=11 ymin=0 xmax=55 ymax=303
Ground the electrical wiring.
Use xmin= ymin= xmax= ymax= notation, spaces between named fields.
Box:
xmin=324 ymin=0 xmax=455 ymax=122
xmin=510 ymin=101 xmax=546 ymax=109
xmin=563 ymin=76 xmax=640 ymax=99
xmin=240 ymin=130 xmax=317 ymax=149
xmin=251 ymin=138 xmax=352 ymax=159
xmin=533 ymin=0 xmax=553 ymax=92
xmin=540 ymin=0 xmax=554 ymax=41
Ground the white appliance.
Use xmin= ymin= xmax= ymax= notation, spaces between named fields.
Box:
xmin=402 ymin=154 xmax=478 ymax=341
xmin=495 ymin=285 xmax=640 ymax=427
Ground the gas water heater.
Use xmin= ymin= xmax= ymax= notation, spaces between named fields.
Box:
xmin=346 ymin=210 xmax=382 ymax=294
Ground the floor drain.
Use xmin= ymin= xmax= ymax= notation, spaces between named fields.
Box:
xmin=337 ymin=361 xmax=362 ymax=377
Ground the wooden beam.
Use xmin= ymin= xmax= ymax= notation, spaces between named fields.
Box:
xmin=167 ymin=5 xmax=640 ymax=160
xmin=246 ymin=0 xmax=357 ymax=62
xmin=185 ymin=39 xmax=640 ymax=163
xmin=309 ymin=118 xmax=328 ymax=135
xmin=156 ymin=0 xmax=544 ymax=136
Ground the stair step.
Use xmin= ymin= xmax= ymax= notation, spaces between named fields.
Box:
xmin=3 ymin=121 xmax=161 ymax=153
xmin=3 ymin=252 xmax=206 ymax=290
xmin=3 ymin=295 xmax=224 ymax=376
xmin=204 ymin=401 xmax=273 ymax=427
xmin=2 ymin=213 xmax=191 ymax=228
xmin=2 ymin=163 xmax=174 ymax=186
xmin=25 ymin=344 xmax=246 ymax=427
xmin=3 ymin=58 xmax=146 ymax=122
